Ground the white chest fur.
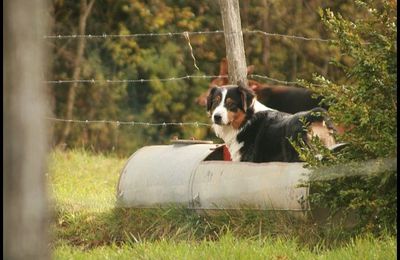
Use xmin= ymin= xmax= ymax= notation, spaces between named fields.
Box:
xmin=212 ymin=124 xmax=243 ymax=162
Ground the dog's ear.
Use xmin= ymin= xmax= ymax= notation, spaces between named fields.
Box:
xmin=206 ymin=86 xmax=219 ymax=113
xmin=237 ymin=80 xmax=255 ymax=112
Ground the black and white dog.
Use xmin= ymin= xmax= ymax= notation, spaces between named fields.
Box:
xmin=207 ymin=82 xmax=337 ymax=162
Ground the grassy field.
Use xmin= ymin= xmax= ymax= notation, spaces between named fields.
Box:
xmin=48 ymin=149 xmax=397 ymax=259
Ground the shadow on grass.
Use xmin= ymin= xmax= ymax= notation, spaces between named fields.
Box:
xmin=51 ymin=205 xmax=375 ymax=252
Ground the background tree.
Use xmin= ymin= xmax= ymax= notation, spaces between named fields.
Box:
xmin=58 ymin=0 xmax=95 ymax=147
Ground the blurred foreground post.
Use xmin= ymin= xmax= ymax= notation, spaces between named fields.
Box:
xmin=218 ymin=0 xmax=248 ymax=85
xmin=4 ymin=0 xmax=50 ymax=259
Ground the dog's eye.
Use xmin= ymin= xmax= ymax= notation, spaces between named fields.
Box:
xmin=212 ymin=96 xmax=221 ymax=107
xmin=226 ymin=100 xmax=238 ymax=111
xmin=210 ymin=98 xmax=218 ymax=109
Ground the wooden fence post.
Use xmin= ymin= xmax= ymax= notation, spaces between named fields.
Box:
xmin=4 ymin=0 xmax=50 ymax=259
xmin=218 ymin=0 xmax=248 ymax=85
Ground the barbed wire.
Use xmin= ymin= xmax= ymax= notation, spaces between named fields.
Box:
xmin=43 ymin=30 xmax=224 ymax=39
xmin=47 ymin=117 xmax=212 ymax=127
xmin=45 ymin=28 xmax=331 ymax=87
xmin=44 ymin=29 xmax=332 ymax=42
xmin=45 ymin=74 xmax=300 ymax=86
xmin=248 ymin=74 xmax=299 ymax=85
xmin=244 ymin=30 xmax=331 ymax=42
xmin=44 ymin=75 xmax=226 ymax=85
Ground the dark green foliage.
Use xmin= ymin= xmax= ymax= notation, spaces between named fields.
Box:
xmin=51 ymin=0 xmax=218 ymax=154
xmin=295 ymin=0 xmax=397 ymax=234
xmin=50 ymin=0 xmax=360 ymax=156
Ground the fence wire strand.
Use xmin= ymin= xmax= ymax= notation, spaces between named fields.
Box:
xmin=45 ymin=75 xmax=227 ymax=85
xmin=47 ymin=117 xmax=212 ymax=127
xmin=45 ymin=74 xmax=300 ymax=86
xmin=44 ymin=29 xmax=332 ymax=42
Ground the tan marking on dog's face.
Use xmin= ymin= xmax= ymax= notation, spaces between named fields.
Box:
xmin=228 ymin=110 xmax=247 ymax=129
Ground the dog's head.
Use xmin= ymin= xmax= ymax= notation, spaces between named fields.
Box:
xmin=206 ymin=81 xmax=255 ymax=129
xmin=196 ymin=58 xmax=256 ymax=106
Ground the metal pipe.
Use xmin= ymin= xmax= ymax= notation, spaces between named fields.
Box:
xmin=117 ymin=143 xmax=311 ymax=217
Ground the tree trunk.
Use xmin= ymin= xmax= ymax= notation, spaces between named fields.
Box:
xmin=4 ymin=0 xmax=51 ymax=259
xmin=290 ymin=1 xmax=302 ymax=81
xmin=58 ymin=0 xmax=95 ymax=147
xmin=261 ymin=0 xmax=271 ymax=75
xmin=218 ymin=0 xmax=248 ymax=85
xmin=241 ymin=0 xmax=250 ymax=56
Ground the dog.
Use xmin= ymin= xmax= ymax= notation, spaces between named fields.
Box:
xmin=198 ymin=58 xmax=327 ymax=114
xmin=206 ymin=82 xmax=337 ymax=163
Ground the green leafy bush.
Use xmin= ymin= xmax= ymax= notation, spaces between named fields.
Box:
xmin=296 ymin=0 xmax=397 ymax=234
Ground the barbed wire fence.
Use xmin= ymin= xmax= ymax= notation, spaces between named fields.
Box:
xmin=46 ymin=27 xmax=333 ymax=152
xmin=43 ymin=29 xmax=332 ymax=41
xmin=44 ymin=74 xmax=299 ymax=86
xmin=47 ymin=117 xmax=212 ymax=127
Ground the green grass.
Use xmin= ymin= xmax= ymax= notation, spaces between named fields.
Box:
xmin=48 ymin=149 xmax=397 ymax=259
xmin=48 ymin=149 xmax=125 ymax=212
xmin=54 ymin=233 xmax=396 ymax=260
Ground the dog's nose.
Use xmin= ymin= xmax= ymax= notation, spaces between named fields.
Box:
xmin=213 ymin=114 xmax=222 ymax=124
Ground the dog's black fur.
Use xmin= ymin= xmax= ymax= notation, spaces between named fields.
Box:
xmin=237 ymin=107 xmax=333 ymax=162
